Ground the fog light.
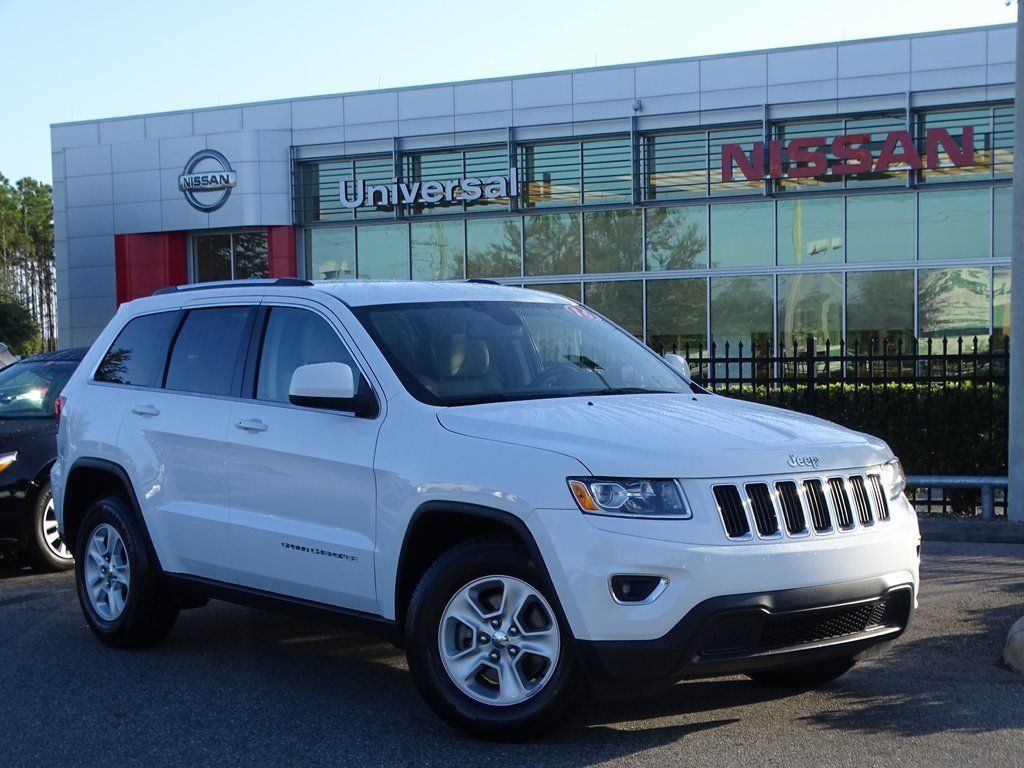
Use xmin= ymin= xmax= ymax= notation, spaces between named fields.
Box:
xmin=609 ymin=575 xmax=668 ymax=604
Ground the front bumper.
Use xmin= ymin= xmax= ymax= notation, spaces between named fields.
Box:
xmin=576 ymin=577 xmax=914 ymax=699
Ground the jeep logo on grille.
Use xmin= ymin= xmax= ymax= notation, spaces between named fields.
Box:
xmin=787 ymin=454 xmax=821 ymax=469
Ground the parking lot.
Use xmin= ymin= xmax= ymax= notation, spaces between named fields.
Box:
xmin=0 ymin=540 xmax=1021 ymax=768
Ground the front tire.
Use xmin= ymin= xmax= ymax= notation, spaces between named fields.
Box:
xmin=28 ymin=482 xmax=74 ymax=572
xmin=747 ymin=656 xmax=856 ymax=687
xmin=405 ymin=540 xmax=586 ymax=741
xmin=74 ymin=495 xmax=178 ymax=648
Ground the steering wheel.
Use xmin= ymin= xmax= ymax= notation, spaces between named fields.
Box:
xmin=528 ymin=363 xmax=594 ymax=390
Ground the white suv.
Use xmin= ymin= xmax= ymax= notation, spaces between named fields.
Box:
xmin=53 ymin=278 xmax=919 ymax=740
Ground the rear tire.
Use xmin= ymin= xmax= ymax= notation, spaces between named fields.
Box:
xmin=74 ymin=495 xmax=178 ymax=648
xmin=747 ymin=656 xmax=856 ymax=687
xmin=28 ymin=482 xmax=74 ymax=572
xmin=405 ymin=539 xmax=586 ymax=741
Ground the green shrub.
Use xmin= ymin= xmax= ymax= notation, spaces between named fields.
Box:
xmin=719 ymin=382 xmax=1007 ymax=476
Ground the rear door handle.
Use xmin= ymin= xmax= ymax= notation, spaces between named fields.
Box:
xmin=131 ymin=404 xmax=159 ymax=416
xmin=234 ymin=418 xmax=268 ymax=433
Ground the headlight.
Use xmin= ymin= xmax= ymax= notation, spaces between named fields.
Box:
xmin=0 ymin=451 xmax=16 ymax=474
xmin=568 ymin=477 xmax=692 ymax=519
xmin=881 ymin=458 xmax=906 ymax=500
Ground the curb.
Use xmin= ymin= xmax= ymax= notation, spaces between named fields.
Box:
xmin=919 ymin=518 xmax=1024 ymax=544
xmin=1005 ymin=616 xmax=1024 ymax=675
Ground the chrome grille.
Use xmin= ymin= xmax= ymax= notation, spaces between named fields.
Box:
xmin=712 ymin=468 xmax=893 ymax=541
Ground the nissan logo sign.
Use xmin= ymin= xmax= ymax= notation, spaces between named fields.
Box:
xmin=178 ymin=149 xmax=237 ymax=212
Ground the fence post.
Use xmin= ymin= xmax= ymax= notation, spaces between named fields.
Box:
xmin=805 ymin=336 xmax=816 ymax=405
xmin=981 ymin=484 xmax=995 ymax=523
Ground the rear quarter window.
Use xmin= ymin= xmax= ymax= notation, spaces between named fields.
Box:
xmin=94 ymin=311 xmax=181 ymax=387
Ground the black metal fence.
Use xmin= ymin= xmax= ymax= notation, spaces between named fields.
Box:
xmin=657 ymin=335 xmax=1011 ymax=519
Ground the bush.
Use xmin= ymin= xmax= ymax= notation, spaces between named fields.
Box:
xmin=721 ymin=382 xmax=1007 ymax=477
xmin=0 ymin=294 xmax=41 ymax=356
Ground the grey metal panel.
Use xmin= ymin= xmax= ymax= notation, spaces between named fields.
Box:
xmin=768 ymin=47 xmax=837 ymax=84
xmin=66 ymin=205 xmax=114 ymax=238
xmin=988 ymin=63 xmax=1015 ymax=86
xmin=292 ymin=126 xmax=345 ymax=146
xmin=53 ymin=211 xmax=67 ymax=242
xmin=454 ymin=111 xmax=514 ymax=132
xmin=767 ymin=80 xmax=838 ymax=104
xmin=698 ymin=105 xmax=765 ymax=126
xmin=454 ymin=81 xmax=513 ymax=113
xmin=158 ymin=135 xmax=206 ymax=169
xmin=159 ymin=168 xmax=183 ymax=200
xmin=987 ymin=83 xmax=1015 ymax=101
xmin=512 ymin=123 xmax=574 ymax=142
xmin=66 ymin=266 xmax=116 ymax=299
xmin=398 ymin=86 xmax=454 ymax=119
xmin=836 ymin=93 xmax=908 ymax=114
xmin=54 ymin=240 xmax=69 ymax=271
xmin=144 ymin=113 xmax=193 ymax=139
xmin=258 ymin=161 xmax=289 ymax=195
xmin=51 ymin=123 xmax=99 ymax=150
xmin=52 ymin=181 xmax=66 ymax=212
xmin=345 ymin=121 xmax=399 ymax=141
xmin=571 ymin=118 xmax=631 ymax=137
xmin=291 ymin=97 xmax=343 ymax=130
xmin=571 ymin=99 xmax=636 ymax=122
xmin=258 ymin=130 xmax=292 ymax=161
xmin=206 ymin=132 xmax=261 ymax=163
xmin=242 ymin=102 xmax=291 ymax=130
xmin=911 ymin=66 xmax=987 ymax=92
xmin=635 ymin=111 xmax=702 ymax=132
xmin=838 ymin=39 xmax=909 ymax=78
xmin=65 ymin=145 xmax=112 ymax=177
xmin=573 ymin=68 xmax=634 ymax=103
xmin=161 ymin=199 xmax=208 ymax=230
xmin=987 ymin=26 xmax=1016 ymax=64
xmin=398 ymin=134 xmax=456 ymax=151
xmin=69 ymin=296 xmax=116 ymax=329
xmin=911 ymin=87 xmax=989 ymax=108
xmin=66 ymin=174 xmax=113 ymax=207
xmin=68 ymin=236 xmax=118 ymax=268
xmin=700 ymin=86 xmax=766 ymax=111
xmin=635 ymin=61 xmax=699 ymax=96
xmin=344 ymin=91 xmax=398 ymax=124
xmin=634 ymin=93 xmax=700 ymax=117
xmin=911 ymin=30 xmax=986 ymax=71
xmin=70 ymin=327 xmax=106 ymax=348
xmin=837 ymin=73 xmax=910 ymax=99
xmin=398 ymin=116 xmax=456 ymax=137
xmin=512 ymin=105 xmax=573 ymax=126
xmin=259 ymin=193 xmax=291 ymax=224
xmin=512 ymin=74 xmax=572 ymax=109
xmin=113 ymin=201 xmax=162 ymax=234
xmin=211 ymin=192 xmax=263 ymax=226
xmin=193 ymin=108 xmax=243 ymax=134
xmin=229 ymin=161 xmax=262 ymax=195
xmin=452 ymin=128 xmax=508 ymax=147
xmin=112 ymin=170 xmax=161 ymax=204
xmin=700 ymin=54 xmax=767 ymax=91
xmin=111 ymin=140 xmax=160 ymax=173
xmin=99 ymin=118 xmax=146 ymax=145
xmin=51 ymin=152 xmax=65 ymax=183
xmin=769 ymin=99 xmax=841 ymax=120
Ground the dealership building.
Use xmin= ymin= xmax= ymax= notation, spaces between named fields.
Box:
xmin=51 ymin=24 xmax=1014 ymax=353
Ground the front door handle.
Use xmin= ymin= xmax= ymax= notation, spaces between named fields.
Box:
xmin=234 ymin=418 xmax=269 ymax=433
xmin=131 ymin=404 xmax=159 ymax=416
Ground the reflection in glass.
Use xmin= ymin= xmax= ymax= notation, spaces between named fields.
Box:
xmin=584 ymin=209 xmax=642 ymax=273
xmin=776 ymin=120 xmax=844 ymax=191
xmin=232 ymin=232 xmax=269 ymax=280
xmin=195 ymin=234 xmax=232 ymax=282
xmin=644 ymin=130 xmax=708 ymax=200
xmin=993 ymin=267 xmax=1011 ymax=343
xmin=917 ymin=108 xmax=992 ymax=183
xmin=846 ymin=193 xmax=915 ymax=263
xmin=357 ymin=224 xmax=410 ymax=280
xmin=993 ymin=105 xmax=1014 ymax=178
xmin=710 ymin=126 xmax=764 ymax=196
xmin=646 ymin=278 xmax=707 ymax=356
xmin=584 ymin=281 xmax=643 ymax=337
xmin=710 ymin=276 xmax=773 ymax=352
xmin=777 ymin=198 xmax=843 ymax=265
xmin=710 ymin=201 xmax=774 ymax=268
xmin=582 ymin=138 xmax=632 ymax=204
xmin=521 ymin=142 xmax=581 ymax=207
xmin=307 ymin=228 xmax=356 ymax=280
xmin=529 ymin=282 xmax=581 ymax=301
xmin=846 ymin=270 xmax=914 ymax=350
xmin=918 ymin=267 xmax=990 ymax=347
xmin=467 ymin=217 xmax=522 ymax=278
xmin=778 ymin=272 xmax=842 ymax=352
xmin=918 ymin=188 xmax=989 ymax=261
xmin=411 ymin=220 xmax=465 ymax=280
xmin=524 ymin=213 xmax=580 ymax=276
xmin=404 ymin=151 xmax=464 ymax=217
xmin=843 ymin=113 xmax=906 ymax=188
xmin=994 ymin=186 xmax=1012 ymax=259
xmin=645 ymin=207 xmax=708 ymax=271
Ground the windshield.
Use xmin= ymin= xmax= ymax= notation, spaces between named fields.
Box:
xmin=354 ymin=300 xmax=691 ymax=406
xmin=0 ymin=359 xmax=78 ymax=420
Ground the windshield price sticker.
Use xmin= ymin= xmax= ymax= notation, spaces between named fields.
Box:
xmin=565 ymin=305 xmax=599 ymax=320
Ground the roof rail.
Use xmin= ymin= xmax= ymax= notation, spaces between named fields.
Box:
xmin=465 ymin=278 xmax=503 ymax=286
xmin=152 ymin=278 xmax=313 ymax=296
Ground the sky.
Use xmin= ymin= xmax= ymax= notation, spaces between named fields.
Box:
xmin=0 ymin=0 xmax=1017 ymax=184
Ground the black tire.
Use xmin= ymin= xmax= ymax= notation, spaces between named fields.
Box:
xmin=405 ymin=539 xmax=586 ymax=741
xmin=747 ymin=656 xmax=856 ymax=687
xmin=28 ymin=481 xmax=74 ymax=572
xmin=74 ymin=495 xmax=178 ymax=648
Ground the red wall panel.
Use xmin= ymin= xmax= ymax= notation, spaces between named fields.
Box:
xmin=114 ymin=232 xmax=187 ymax=304
xmin=267 ymin=226 xmax=297 ymax=278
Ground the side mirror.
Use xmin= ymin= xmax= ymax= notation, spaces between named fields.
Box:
xmin=663 ymin=353 xmax=692 ymax=382
xmin=289 ymin=362 xmax=376 ymax=416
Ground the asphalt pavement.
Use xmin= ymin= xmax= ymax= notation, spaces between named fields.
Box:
xmin=1 ymin=541 xmax=1022 ymax=768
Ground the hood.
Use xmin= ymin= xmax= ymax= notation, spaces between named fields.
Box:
xmin=0 ymin=418 xmax=56 ymax=451
xmin=437 ymin=393 xmax=891 ymax=478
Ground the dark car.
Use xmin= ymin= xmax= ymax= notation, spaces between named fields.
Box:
xmin=0 ymin=348 xmax=86 ymax=570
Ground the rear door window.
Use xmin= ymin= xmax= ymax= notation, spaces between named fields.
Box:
xmin=95 ymin=311 xmax=181 ymax=388
xmin=165 ymin=306 xmax=255 ymax=396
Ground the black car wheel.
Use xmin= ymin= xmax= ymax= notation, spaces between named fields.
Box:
xmin=28 ymin=481 xmax=74 ymax=572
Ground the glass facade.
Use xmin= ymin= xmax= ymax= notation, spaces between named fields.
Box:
xmin=194 ymin=231 xmax=269 ymax=282
xmin=297 ymin=103 xmax=1012 ymax=353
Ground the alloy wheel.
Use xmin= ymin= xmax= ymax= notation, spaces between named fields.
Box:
xmin=40 ymin=496 xmax=72 ymax=561
xmin=83 ymin=524 xmax=131 ymax=621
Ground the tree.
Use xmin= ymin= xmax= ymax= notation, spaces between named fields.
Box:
xmin=0 ymin=174 xmax=55 ymax=349
xmin=0 ymin=292 xmax=40 ymax=355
